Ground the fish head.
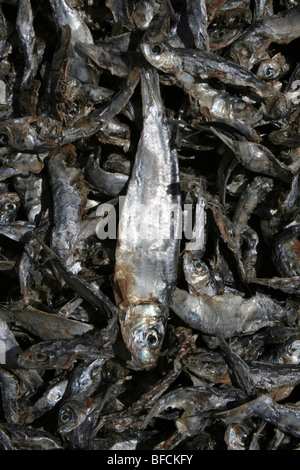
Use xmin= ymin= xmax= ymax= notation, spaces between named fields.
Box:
xmin=183 ymin=252 xmax=213 ymax=292
xmin=133 ymin=0 xmax=157 ymax=30
xmin=256 ymin=54 xmax=289 ymax=81
xmin=284 ymin=339 xmax=300 ymax=364
xmin=183 ymin=252 xmax=208 ymax=282
xmin=120 ymin=303 xmax=166 ymax=370
xmin=140 ymin=42 xmax=174 ymax=72
xmin=16 ymin=342 xmax=75 ymax=369
xmin=0 ymin=192 xmax=20 ymax=223
xmin=209 ymin=27 xmax=241 ymax=51
xmin=58 ymin=399 xmax=87 ymax=433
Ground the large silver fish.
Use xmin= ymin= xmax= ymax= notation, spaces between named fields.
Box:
xmin=113 ymin=67 xmax=181 ymax=370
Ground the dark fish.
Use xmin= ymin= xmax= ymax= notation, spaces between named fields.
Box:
xmin=16 ymin=314 xmax=117 ymax=369
xmin=16 ymin=0 xmax=44 ymax=114
xmin=217 ymin=333 xmax=256 ymax=397
xmin=34 ymin=237 xmax=119 ymax=320
xmin=86 ymin=152 xmax=129 ymax=197
xmin=208 ymin=0 xmax=252 ymax=51
xmin=273 ymin=224 xmax=300 ymax=277
xmin=261 ymin=339 xmax=300 ymax=365
xmin=0 ymin=302 xmax=94 ymax=340
xmin=211 ymin=395 xmax=300 ymax=439
xmin=186 ymin=0 xmax=209 ymax=51
xmin=0 ymin=366 xmax=29 ymax=424
xmin=229 ymin=7 xmax=300 ymax=69
xmin=0 ymin=423 xmax=63 ymax=449
xmin=0 ymin=0 xmax=299 ymax=451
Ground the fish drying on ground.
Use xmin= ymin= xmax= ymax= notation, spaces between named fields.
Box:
xmin=0 ymin=0 xmax=300 ymax=451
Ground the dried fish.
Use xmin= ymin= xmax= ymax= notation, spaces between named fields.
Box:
xmin=228 ymin=6 xmax=300 ymax=69
xmin=171 ymin=288 xmax=286 ymax=338
xmin=210 ymin=128 xmax=293 ymax=183
xmin=0 ymin=423 xmax=63 ymax=449
xmin=0 ymin=302 xmax=94 ymax=340
xmin=86 ymin=151 xmax=129 ymax=197
xmin=48 ymin=145 xmax=87 ymax=273
xmin=25 ymin=378 xmax=68 ymax=424
xmin=186 ymin=0 xmax=209 ymax=51
xmin=113 ymin=67 xmax=181 ymax=370
xmin=49 ymin=0 xmax=98 ymax=85
xmin=140 ymin=40 xmax=277 ymax=102
xmin=16 ymin=325 xmax=116 ymax=370
xmin=210 ymin=395 xmax=300 ymax=439
xmin=16 ymin=0 xmax=44 ymax=115
xmin=0 ymin=0 xmax=299 ymax=451
xmin=208 ymin=0 xmax=252 ymax=51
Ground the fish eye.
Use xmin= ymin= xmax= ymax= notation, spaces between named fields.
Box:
xmin=289 ymin=340 xmax=300 ymax=354
xmin=265 ymin=67 xmax=275 ymax=78
xmin=34 ymin=352 xmax=50 ymax=362
xmin=3 ymin=203 xmax=16 ymax=211
xmin=192 ymin=259 xmax=202 ymax=270
xmin=59 ymin=406 xmax=75 ymax=424
xmin=145 ymin=328 xmax=160 ymax=348
xmin=151 ymin=43 xmax=163 ymax=55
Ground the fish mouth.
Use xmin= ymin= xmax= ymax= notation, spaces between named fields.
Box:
xmin=125 ymin=330 xmax=162 ymax=371
xmin=126 ymin=354 xmax=157 ymax=371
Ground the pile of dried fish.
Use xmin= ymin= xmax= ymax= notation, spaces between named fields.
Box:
xmin=0 ymin=0 xmax=300 ymax=451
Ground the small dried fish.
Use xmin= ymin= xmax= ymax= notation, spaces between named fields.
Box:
xmin=49 ymin=0 xmax=98 ymax=84
xmin=0 ymin=0 xmax=299 ymax=451
xmin=86 ymin=150 xmax=129 ymax=197
xmin=140 ymin=40 xmax=278 ymax=102
xmin=16 ymin=321 xmax=116 ymax=370
xmin=171 ymin=288 xmax=286 ymax=338
xmin=229 ymin=6 xmax=300 ymax=69
xmin=211 ymin=395 xmax=300 ymax=439
xmin=48 ymin=145 xmax=87 ymax=273
xmin=0 ymin=302 xmax=94 ymax=340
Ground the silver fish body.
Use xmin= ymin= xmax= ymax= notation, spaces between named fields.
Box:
xmin=140 ymin=41 xmax=277 ymax=103
xmin=171 ymin=287 xmax=286 ymax=338
xmin=114 ymin=68 xmax=181 ymax=369
xmin=48 ymin=146 xmax=86 ymax=273
xmin=0 ymin=303 xmax=93 ymax=341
